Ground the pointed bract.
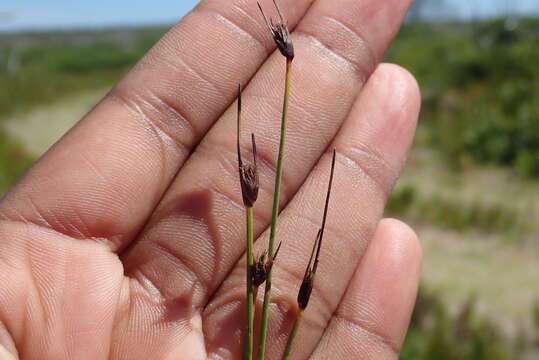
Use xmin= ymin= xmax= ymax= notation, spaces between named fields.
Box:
xmin=257 ymin=0 xmax=294 ymax=60
xmin=237 ymin=85 xmax=260 ymax=208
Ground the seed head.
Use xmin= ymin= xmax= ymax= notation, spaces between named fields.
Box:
xmin=252 ymin=241 xmax=282 ymax=288
xmin=253 ymin=252 xmax=268 ymax=288
xmin=237 ymin=85 xmax=259 ymax=208
xmin=297 ymin=229 xmax=320 ymax=310
xmin=258 ymin=0 xmax=294 ymax=60
xmin=297 ymin=150 xmax=337 ymax=310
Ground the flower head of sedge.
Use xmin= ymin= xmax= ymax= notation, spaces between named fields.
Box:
xmin=297 ymin=150 xmax=337 ymax=310
xmin=237 ymin=85 xmax=259 ymax=208
xmin=297 ymin=229 xmax=320 ymax=310
xmin=257 ymin=0 xmax=294 ymax=60
xmin=252 ymin=242 xmax=282 ymax=288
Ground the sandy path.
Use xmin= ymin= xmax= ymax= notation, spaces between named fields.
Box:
xmin=2 ymin=88 xmax=109 ymax=155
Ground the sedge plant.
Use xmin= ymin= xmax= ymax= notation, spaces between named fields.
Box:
xmin=236 ymin=85 xmax=259 ymax=360
xmin=282 ymin=150 xmax=337 ymax=359
xmin=256 ymin=1 xmax=295 ymax=358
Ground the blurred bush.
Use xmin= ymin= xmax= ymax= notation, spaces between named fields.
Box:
xmin=401 ymin=289 xmax=534 ymax=359
xmin=387 ymin=17 xmax=539 ymax=177
xmin=387 ymin=184 xmax=522 ymax=234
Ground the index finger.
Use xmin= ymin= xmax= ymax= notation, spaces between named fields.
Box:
xmin=0 ymin=0 xmax=314 ymax=251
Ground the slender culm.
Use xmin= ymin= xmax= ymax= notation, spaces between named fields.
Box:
xmin=282 ymin=311 xmax=303 ymax=360
xmin=237 ymin=85 xmax=258 ymax=360
xmin=244 ymin=206 xmax=255 ymax=360
xmin=257 ymin=1 xmax=295 ymax=358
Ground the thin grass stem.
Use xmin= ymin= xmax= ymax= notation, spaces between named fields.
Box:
xmin=258 ymin=58 xmax=293 ymax=360
xmin=237 ymin=84 xmax=258 ymax=360
xmin=244 ymin=206 xmax=255 ymax=360
xmin=282 ymin=310 xmax=304 ymax=360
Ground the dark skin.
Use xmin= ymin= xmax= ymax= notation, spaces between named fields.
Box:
xmin=0 ymin=0 xmax=422 ymax=358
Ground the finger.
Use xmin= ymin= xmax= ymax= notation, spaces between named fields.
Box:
xmin=203 ymin=63 xmax=420 ymax=358
xmin=312 ymin=218 xmax=422 ymax=359
xmin=0 ymin=0 xmax=314 ymax=252
xmin=0 ymin=321 xmax=17 ymax=360
xmin=120 ymin=0 xmax=414 ymax=319
xmin=0 ymin=346 xmax=17 ymax=360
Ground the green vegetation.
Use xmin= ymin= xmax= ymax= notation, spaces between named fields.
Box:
xmin=387 ymin=17 xmax=539 ymax=177
xmin=0 ymin=130 xmax=34 ymax=194
xmin=402 ymin=289 xmax=537 ymax=360
xmin=387 ymin=184 xmax=524 ymax=235
xmin=0 ymin=27 xmax=168 ymax=121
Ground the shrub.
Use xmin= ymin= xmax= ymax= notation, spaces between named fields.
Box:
xmin=402 ymin=289 xmax=530 ymax=359
xmin=386 ymin=184 xmax=522 ymax=234
xmin=387 ymin=17 xmax=539 ymax=177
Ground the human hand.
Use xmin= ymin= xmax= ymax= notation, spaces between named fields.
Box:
xmin=0 ymin=0 xmax=421 ymax=359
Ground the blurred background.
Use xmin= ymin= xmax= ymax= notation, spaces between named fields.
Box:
xmin=1 ymin=0 xmax=538 ymax=358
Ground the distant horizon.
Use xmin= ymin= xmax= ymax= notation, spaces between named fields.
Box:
xmin=1 ymin=0 xmax=538 ymax=33
xmin=0 ymin=19 xmax=176 ymax=34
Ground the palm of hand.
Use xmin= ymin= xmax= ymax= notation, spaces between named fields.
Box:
xmin=0 ymin=0 xmax=422 ymax=359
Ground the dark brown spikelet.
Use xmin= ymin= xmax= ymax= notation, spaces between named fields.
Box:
xmin=237 ymin=85 xmax=259 ymax=208
xmin=252 ymin=242 xmax=282 ymax=288
xmin=297 ymin=276 xmax=314 ymax=310
xmin=297 ymin=229 xmax=320 ymax=310
xmin=252 ymin=252 xmax=268 ymax=288
xmin=240 ymin=156 xmax=259 ymax=208
xmin=257 ymin=0 xmax=294 ymax=60
xmin=297 ymin=150 xmax=337 ymax=310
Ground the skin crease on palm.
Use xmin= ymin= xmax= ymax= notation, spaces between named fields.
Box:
xmin=0 ymin=0 xmax=423 ymax=359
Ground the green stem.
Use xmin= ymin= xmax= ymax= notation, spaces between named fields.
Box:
xmin=282 ymin=310 xmax=303 ymax=360
xmin=258 ymin=58 xmax=293 ymax=360
xmin=244 ymin=206 xmax=255 ymax=360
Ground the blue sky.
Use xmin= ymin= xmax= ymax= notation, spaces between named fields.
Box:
xmin=427 ymin=0 xmax=539 ymax=19
xmin=0 ymin=0 xmax=199 ymax=31
xmin=0 ymin=0 xmax=538 ymax=32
